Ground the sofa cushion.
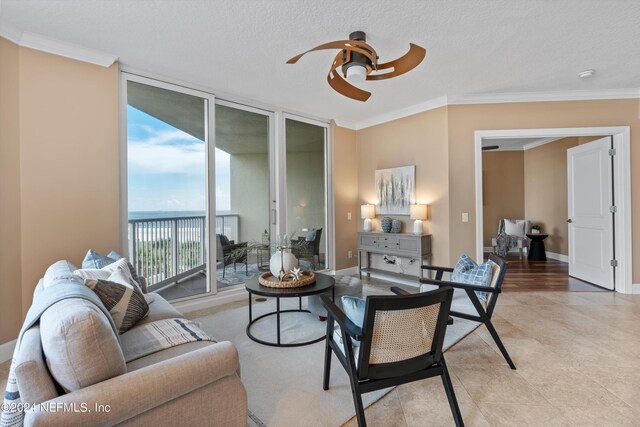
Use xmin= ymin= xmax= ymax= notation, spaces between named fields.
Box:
xmin=14 ymin=326 xmax=59 ymax=404
xmin=305 ymin=228 xmax=317 ymax=242
xmin=137 ymin=293 xmax=183 ymax=326
xmin=85 ymin=269 xmax=149 ymax=334
xmin=124 ymin=341 xmax=215 ymax=372
xmin=40 ymin=298 xmax=126 ymax=392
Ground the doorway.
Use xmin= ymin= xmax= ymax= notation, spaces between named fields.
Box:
xmin=474 ymin=127 xmax=632 ymax=294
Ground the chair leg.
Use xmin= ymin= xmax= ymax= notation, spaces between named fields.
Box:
xmin=485 ymin=320 xmax=516 ymax=369
xmin=323 ymin=321 xmax=333 ymax=391
xmin=222 ymin=265 xmax=226 ymax=278
xmin=441 ymin=357 xmax=464 ymax=427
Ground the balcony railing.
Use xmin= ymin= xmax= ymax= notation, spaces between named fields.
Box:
xmin=128 ymin=214 xmax=238 ymax=290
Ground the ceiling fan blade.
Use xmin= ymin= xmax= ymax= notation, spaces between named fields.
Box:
xmin=327 ymin=66 xmax=371 ymax=102
xmin=482 ymin=145 xmax=500 ymax=151
xmin=367 ymin=43 xmax=426 ymax=81
xmin=287 ymin=40 xmax=376 ymax=65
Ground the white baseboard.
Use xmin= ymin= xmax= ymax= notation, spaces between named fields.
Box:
xmin=363 ymin=271 xmax=421 ymax=288
xmin=0 ymin=339 xmax=17 ymax=364
xmin=546 ymin=252 xmax=569 ymax=263
xmin=332 ymin=266 xmax=358 ymax=276
xmin=631 ymin=283 xmax=640 ymax=294
xmin=173 ymin=287 xmax=247 ymax=314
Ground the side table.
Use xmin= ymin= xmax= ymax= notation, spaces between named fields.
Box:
xmin=526 ymin=233 xmax=549 ymax=261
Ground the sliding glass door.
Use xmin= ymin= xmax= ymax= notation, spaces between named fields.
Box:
xmin=284 ymin=117 xmax=328 ymax=270
xmin=214 ymin=102 xmax=274 ymax=288
xmin=125 ymin=76 xmax=215 ymax=300
xmin=123 ymin=74 xmax=330 ymax=302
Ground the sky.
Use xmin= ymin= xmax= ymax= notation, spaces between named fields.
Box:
xmin=127 ymin=105 xmax=230 ymax=213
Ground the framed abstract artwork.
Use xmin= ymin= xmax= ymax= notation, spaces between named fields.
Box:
xmin=375 ymin=165 xmax=415 ymax=215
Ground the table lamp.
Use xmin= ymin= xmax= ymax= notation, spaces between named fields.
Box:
xmin=361 ymin=204 xmax=376 ymax=232
xmin=410 ymin=204 xmax=427 ymax=235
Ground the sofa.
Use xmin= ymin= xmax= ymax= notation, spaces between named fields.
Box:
xmin=12 ymin=260 xmax=247 ymax=426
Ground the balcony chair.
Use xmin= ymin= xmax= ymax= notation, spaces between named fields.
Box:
xmin=216 ymin=234 xmax=248 ymax=278
xmin=292 ymin=227 xmax=323 ymax=267
xmin=320 ymin=287 xmax=464 ymax=427
xmin=491 ymin=219 xmax=530 ymax=259
xmin=420 ymin=254 xmax=515 ymax=369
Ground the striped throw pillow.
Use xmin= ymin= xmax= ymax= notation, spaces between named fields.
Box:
xmin=85 ymin=269 xmax=149 ymax=334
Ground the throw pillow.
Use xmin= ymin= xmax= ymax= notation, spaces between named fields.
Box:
xmin=504 ymin=219 xmax=526 ymax=239
xmin=75 ymin=258 xmax=143 ymax=294
xmin=82 ymin=249 xmax=118 ymax=269
xmin=305 ymin=228 xmax=317 ymax=242
xmin=84 ymin=269 xmax=149 ymax=334
xmin=82 ymin=249 xmax=143 ymax=290
xmin=218 ymin=234 xmax=230 ymax=246
xmin=107 ymin=250 xmax=142 ymax=288
xmin=451 ymin=254 xmax=494 ymax=302
xmin=341 ymin=295 xmax=365 ymax=328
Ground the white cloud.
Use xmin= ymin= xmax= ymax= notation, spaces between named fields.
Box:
xmin=128 ymin=129 xmax=205 ymax=174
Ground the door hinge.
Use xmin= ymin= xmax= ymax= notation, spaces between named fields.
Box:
xmin=610 ymin=206 xmax=617 ymax=213
xmin=611 ymin=259 xmax=618 ymax=267
xmin=609 ymin=148 xmax=616 ymax=156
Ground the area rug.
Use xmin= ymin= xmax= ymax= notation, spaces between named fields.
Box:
xmin=196 ymin=285 xmax=478 ymax=427
xmin=217 ymin=263 xmax=262 ymax=286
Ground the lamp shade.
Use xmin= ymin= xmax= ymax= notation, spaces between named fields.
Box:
xmin=410 ymin=204 xmax=427 ymax=220
xmin=361 ymin=204 xmax=376 ymax=219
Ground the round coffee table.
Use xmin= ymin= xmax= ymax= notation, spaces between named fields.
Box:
xmin=245 ymin=272 xmax=335 ymax=347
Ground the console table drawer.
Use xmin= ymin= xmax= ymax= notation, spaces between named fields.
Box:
xmin=376 ymin=241 xmax=399 ymax=250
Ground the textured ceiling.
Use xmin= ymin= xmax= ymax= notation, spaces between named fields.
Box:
xmin=2 ymin=0 xmax=639 ymax=125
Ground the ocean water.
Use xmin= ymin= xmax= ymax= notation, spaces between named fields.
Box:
xmin=128 ymin=210 xmax=206 ymax=220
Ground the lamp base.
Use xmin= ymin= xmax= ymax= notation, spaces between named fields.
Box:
xmin=413 ymin=220 xmax=423 ymax=235
xmin=363 ymin=218 xmax=372 ymax=232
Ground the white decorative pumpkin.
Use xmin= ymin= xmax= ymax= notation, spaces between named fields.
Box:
xmin=269 ymin=251 xmax=298 ymax=278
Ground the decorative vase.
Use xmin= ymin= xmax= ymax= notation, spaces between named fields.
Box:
xmin=381 ymin=217 xmax=393 ymax=233
xmin=531 ymin=229 xmax=540 ymax=235
xmin=269 ymin=250 xmax=298 ymax=279
xmin=391 ymin=219 xmax=402 ymax=233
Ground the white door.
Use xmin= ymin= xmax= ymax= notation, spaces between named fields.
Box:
xmin=567 ymin=136 xmax=614 ymax=289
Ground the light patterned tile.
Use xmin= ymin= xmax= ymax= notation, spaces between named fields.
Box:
xmin=477 ymin=402 xmax=565 ymax=427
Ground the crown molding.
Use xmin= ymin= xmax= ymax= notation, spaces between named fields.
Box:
xmin=351 ymin=96 xmax=448 ymax=130
xmin=448 ymin=88 xmax=640 ymax=104
xmin=0 ymin=19 xmax=118 ymax=67
xmin=350 ymin=88 xmax=640 ymax=130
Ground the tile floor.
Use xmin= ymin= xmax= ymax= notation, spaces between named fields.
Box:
xmin=2 ymin=282 xmax=639 ymax=426
xmin=343 ymin=286 xmax=640 ymax=427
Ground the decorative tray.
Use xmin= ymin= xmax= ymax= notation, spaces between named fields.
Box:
xmin=258 ymin=271 xmax=316 ymax=288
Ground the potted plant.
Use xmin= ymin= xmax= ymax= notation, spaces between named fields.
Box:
xmin=531 ymin=224 xmax=541 ymax=235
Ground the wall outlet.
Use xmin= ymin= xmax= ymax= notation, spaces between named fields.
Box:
xmin=347 ymin=212 xmax=352 ymax=220
xmin=348 ymin=250 xmax=353 ymax=259
xmin=462 ymin=212 xmax=469 ymax=223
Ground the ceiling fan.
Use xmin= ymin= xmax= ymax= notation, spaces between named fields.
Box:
xmin=286 ymin=31 xmax=426 ymax=102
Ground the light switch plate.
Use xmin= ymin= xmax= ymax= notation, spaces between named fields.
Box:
xmin=347 ymin=212 xmax=352 ymax=220
xmin=462 ymin=212 xmax=469 ymax=222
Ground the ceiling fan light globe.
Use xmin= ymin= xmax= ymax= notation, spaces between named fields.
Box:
xmin=346 ymin=64 xmax=367 ymax=83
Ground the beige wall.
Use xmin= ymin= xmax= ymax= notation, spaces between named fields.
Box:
xmin=0 ymin=39 xmax=120 ymax=342
xmin=524 ymin=137 xmax=579 ymax=255
xmin=447 ymin=100 xmax=640 ymax=281
xmin=482 ymin=151 xmax=525 ymax=246
xmin=0 ymin=38 xmax=23 ymax=343
xmin=331 ymin=122 xmax=358 ymax=270
xmin=356 ymin=107 xmax=450 ymax=267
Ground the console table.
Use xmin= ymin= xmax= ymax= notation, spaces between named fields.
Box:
xmin=357 ymin=232 xmax=431 ymax=280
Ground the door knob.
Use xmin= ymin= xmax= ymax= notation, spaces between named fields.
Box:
xmin=567 ymin=219 xmax=572 ymax=223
